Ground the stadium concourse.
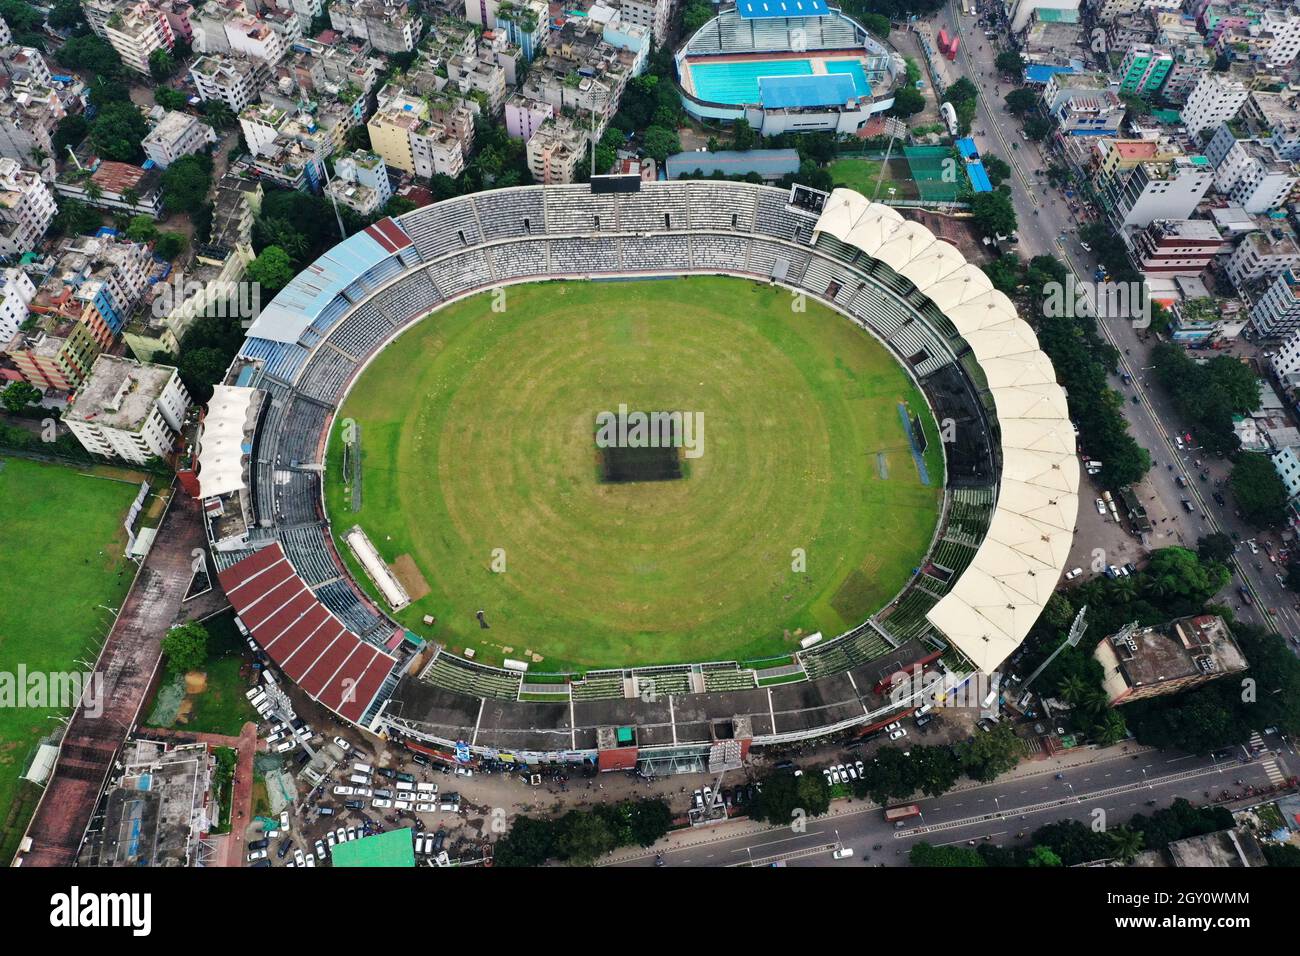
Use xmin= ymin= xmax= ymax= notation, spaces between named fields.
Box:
xmin=195 ymin=179 xmax=1077 ymax=772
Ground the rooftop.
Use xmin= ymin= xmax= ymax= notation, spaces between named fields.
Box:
xmin=65 ymin=355 xmax=178 ymax=432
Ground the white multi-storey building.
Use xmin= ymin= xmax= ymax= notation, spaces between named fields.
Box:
xmin=104 ymin=1 xmax=175 ymax=76
xmin=189 ymin=54 xmax=269 ymax=112
xmin=142 ymin=110 xmax=219 ymax=168
xmin=0 ymin=158 xmax=56 ymax=258
xmin=1271 ymin=322 xmax=1300 ymax=378
xmin=1230 ymin=224 xmax=1300 ymax=292
xmin=1261 ymin=5 xmax=1300 ymax=67
xmin=1250 ymin=268 xmax=1300 ymax=337
xmin=1101 ymin=155 xmax=1215 ymax=229
xmin=1205 ymin=124 xmax=1299 ymax=214
xmin=0 ymin=267 xmax=36 ymax=345
xmin=1181 ymin=72 xmax=1249 ymax=137
xmin=329 ymin=0 xmax=419 ymax=54
xmin=325 ymin=150 xmax=391 ymax=216
xmin=619 ymin=0 xmax=671 ymax=45
xmin=64 ymin=355 xmax=191 ymax=465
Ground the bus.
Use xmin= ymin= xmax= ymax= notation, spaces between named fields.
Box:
xmin=884 ymin=804 xmax=922 ymax=824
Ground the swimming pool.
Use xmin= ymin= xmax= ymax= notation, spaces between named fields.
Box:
xmin=689 ymin=58 xmax=814 ymax=105
xmin=688 ymin=57 xmax=872 ymax=106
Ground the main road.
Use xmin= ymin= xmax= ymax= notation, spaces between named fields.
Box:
xmin=933 ymin=0 xmax=1299 ymax=645
xmin=609 ymin=740 xmax=1293 ymax=867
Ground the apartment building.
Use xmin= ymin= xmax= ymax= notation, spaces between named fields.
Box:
xmin=1249 ymin=267 xmax=1300 ymax=336
xmin=1118 ymin=44 xmax=1174 ymax=96
xmin=239 ymin=101 xmax=334 ymax=192
xmin=367 ymin=85 xmax=475 ymax=179
xmin=1181 ymin=72 xmax=1249 ymax=137
xmin=1260 ymin=4 xmax=1300 ymax=67
xmin=54 ymin=160 xmax=165 ymax=219
xmin=104 ymin=1 xmax=176 ymax=76
xmin=1239 ymin=90 xmax=1300 ymax=161
xmin=1101 ymin=155 xmax=1214 ymax=229
xmin=0 ymin=267 xmax=35 ymax=344
xmin=329 ymin=0 xmax=420 ymax=54
xmin=1007 ymin=0 xmax=1081 ymax=33
xmin=190 ymin=54 xmax=270 ymax=113
xmin=280 ymin=35 xmax=381 ymax=100
xmin=2 ymin=316 xmax=101 ymax=392
xmin=142 ymin=110 xmax=219 ymax=169
xmin=526 ymin=114 xmax=586 ymax=185
xmin=1095 ymin=616 xmax=1246 ymax=706
xmin=325 ymin=150 xmax=391 ymax=216
xmin=1228 ymin=220 xmax=1300 ymax=292
xmin=619 ymin=0 xmax=672 ymax=46
xmin=65 ymin=355 xmax=191 ymax=465
xmin=1130 ymin=218 xmax=1225 ymax=276
xmin=505 ymin=92 xmax=554 ymax=141
xmin=1205 ymin=123 xmax=1299 ymax=214
xmin=0 ymin=158 xmax=57 ymax=258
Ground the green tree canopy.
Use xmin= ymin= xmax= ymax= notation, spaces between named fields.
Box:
xmin=162 ymin=621 xmax=209 ymax=672
xmin=247 ymin=245 xmax=295 ymax=294
xmin=1230 ymin=452 xmax=1289 ymax=529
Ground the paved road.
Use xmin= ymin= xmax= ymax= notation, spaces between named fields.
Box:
xmin=935 ymin=0 xmax=1300 ymax=647
xmin=610 ymin=740 xmax=1294 ymax=867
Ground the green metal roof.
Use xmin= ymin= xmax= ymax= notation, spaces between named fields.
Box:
xmin=330 ymin=828 xmax=416 ymax=867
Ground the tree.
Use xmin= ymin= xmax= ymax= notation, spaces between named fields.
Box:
xmin=1264 ymin=843 xmax=1300 ymax=866
xmin=552 ymin=809 xmax=614 ymax=865
xmin=57 ymin=34 xmax=124 ymax=79
xmin=162 ymin=621 xmax=209 ymax=673
xmin=860 ymin=12 xmax=891 ymax=37
xmin=1 ymin=381 xmax=42 ymax=413
xmin=732 ymin=118 xmax=756 ymax=151
xmin=1004 ymin=89 xmax=1038 ymax=115
xmin=626 ymin=798 xmax=672 ymax=848
xmin=51 ymin=198 xmax=102 ymax=238
xmin=155 ymin=87 xmax=189 ymax=111
xmin=956 ymin=722 xmax=1022 ymax=782
xmin=161 ymin=154 xmax=213 ymax=215
xmin=52 ymin=114 xmax=88 ymax=156
xmin=1024 ymin=116 xmax=1053 ymax=141
xmin=996 ymin=50 xmax=1025 ymax=75
xmin=642 ymin=125 xmax=680 ymax=164
xmin=982 ymin=154 xmax=1011 ymax=188
xmin=910 ymin=841 xmax=985 ymax=866
xmin=752 ymin=768 xmax=830 ymax=825
xmin=1027 ymin=844 xmax=1062 ymax=866
xmin=969 ymin=191 xmax=1017 ymax=239
xmin=48 ymin=0 xmax=88 ymax=31
xmin=149 ymin=48 xmax=176 ymax=82
xmin=890 ymin=83 xmax=925 ymax=118
xmin=1231 ymin=452 xmax=1289 ymax=529
xmin=1197 ymin=533 xmax=1234 ymax=565
xmin=683 ymin=0 xmax=714 ymax=33
xmin=155 ymin=232 xmax=187 ymax=260
xmin=247 ymin=246 xmax=295 ymax=294
xmin=126 ymin=215 xmax=159 ymax=244
xmin=494 ymin=815 xmax=555 ymax=866
xmin=202 ymin=99 xmax=236 ymax=131
xmin=90 ymin=102 xmax=150 ymax=163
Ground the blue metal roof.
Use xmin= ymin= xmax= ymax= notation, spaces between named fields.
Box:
xmin=955 ymin=137 xmax=979 ymax=160
xmin=760 ymin=73 xmax=858 ymax=109
xmin=1024 ymin=64 xmax=1075 ymax=84
xmin=967 ymin=161 xmax=992 ymax=193
xmin=736 ymin=0 xmax=830 ymax=19
xmin=245 ymin=230 xmax=394 ymax=344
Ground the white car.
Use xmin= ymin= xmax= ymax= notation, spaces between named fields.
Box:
xmin=247 ymin=849 xmax=268 ymax=862
xmin=889 ymin=728 xmax=908 ymax=741
xmin=332 ymin=785 xmax=354 ymax=796
xmin=346 ymin=827 xmax=359 ymax=841
xmin=1094 ymin=498 xmax=1106 ymax=515
xmin=304 ymin=853 xmax=316 ymax=868
xmin=372 ymin=798 xmax=392 ymax=808
xmin=332 ymin=736 xmax=352 ymax=753
xmin=326 ymin=832 xmax=338 ymax=848
xmin=314 ymin=839 xmax=327 ymax=858
xmin=454 ymin=766 xmax=473 ymax=777
xmin=279 ymin=810 xmax=290 ymax=831
xmin=1064 ymin=567 xmax=1082 ymax=580
xmin=884 ymin=722 xmax=901 ymax=732
xmin=1248 ymin=540 xmax=1259 ymax=554
xmin=417 ymin=802 xmax=438 ymax=812
xmin=414 ymin=834 xmax=426 ymax=854
xmin=274 ymin=739 xmax=295 ymax=753
xmin=832 ymin=848 xmax=855 ymax=860
xmin=293 ymin=848 xmax=305 ymax=867
xmin=394 ymin=800 xmax=413 ymax=811
xmin=353 ymin=787 xmax=373 ymax=798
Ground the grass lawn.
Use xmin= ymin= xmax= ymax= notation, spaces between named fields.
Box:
xmin=0 ymin=457 xmax=143 ymax=861
xmin=325 ymin=277 xmax=943 ymax=670
xmin=828 ymin=157 xmax=921 ymax=201
xmin=144 ymin=611 xmax=258 ymax=737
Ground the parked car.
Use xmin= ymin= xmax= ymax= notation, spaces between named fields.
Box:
xmin=889 ymin=728 xmax=908 ymax=741
xmin=247 ymin=849 xmax=268 ymax=862
xmin=332 ymin=736 xmax=352 ymax=753
xmin=372 ymin=798 xmax=392 ymax=808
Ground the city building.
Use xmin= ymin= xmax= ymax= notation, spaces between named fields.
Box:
xmin=1205 ymin=124 xmax=1299 ymax=214
xmin=104 ymin=0 xmax=176 ymax=76
xmin=2 ymin=315 xmax=101 ymax=392
xmin=0 ymin=267 xmax=36 ymax=344
xmin=1130 ymin=218 xmax=1225 ymax=276
xmin=190 ymin=54 xmax=270 ymax=113
xmin=525 ymin=114 xmax=586 ymax=184
xmin=366 ymin=85 xmax=475 ymax=179
xmin=325 ymin=150 xmax=391 ymax=216
xmin=0 ymin=158 xmax=57 ymax=257
xmin=1239 ymin=90 xmax=1300 ymax=162
xmin=1249 ymin=267 xmax=1300 ymax=336
xmin=328 ymin=0 xmax=420 ymax=54
xmin=1007 ymin=0 xmax=1081 ymax=33
xmin=65 ymin=354 xmax=191 ymax=464
xmin=142 ymin=110 xmax=219 ymax=169
xmin=1100 ymin=154 xmax=1214 ymax=229
xmin=504 ymin=92 xmax=553 ymax=141
xmin=1094 ymin=615 xmax=1247 ymax=706
xmin=1228 ymin=219 xmax=1300 ymax=291
xmin=1118 ymin=44 xmax=1174 ymax=96
xmin=1181 ymin=72 xmax=1249 ymax=137
xmin=54 ymin=159 xmax=165 ymax=218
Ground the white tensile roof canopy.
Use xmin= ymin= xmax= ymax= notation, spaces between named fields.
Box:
xmin=197 ymin=385 xmax=260 ymax=499
xmin=814 ymin=189 xmax=1080 ymax=674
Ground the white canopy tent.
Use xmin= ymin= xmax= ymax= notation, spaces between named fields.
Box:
xmin=196 ymin=385 xmax=260 ymax=499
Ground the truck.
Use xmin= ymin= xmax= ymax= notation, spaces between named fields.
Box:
xmin=884 ymin=804 xmax=922 ymax=824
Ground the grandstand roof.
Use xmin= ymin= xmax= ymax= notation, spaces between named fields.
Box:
xmin=812 ymin=189 xmax=1079 ymax=674
xmin=196 ymin=384 xmax=258 ymax=498
xmin=330 ymin=827 xmax=415 ymax=867
xmin=216 ymin=543 xmax=398 ymax=723
xmin=760 ymin=73 xmax=859 ymax=109
xmin=244 ymin=220 xmax=411 ymax=345
xmin=736 ymin=0 xmax=830 ymax=18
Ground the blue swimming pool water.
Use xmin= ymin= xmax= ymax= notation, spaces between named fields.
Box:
xmin=690 ymin=59 xmax=814 ymax=104
xmin=689 ymin=58 xmax=872 ymax=105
